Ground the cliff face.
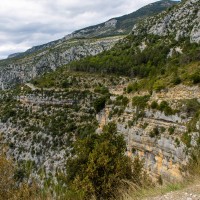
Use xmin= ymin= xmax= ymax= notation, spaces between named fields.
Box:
xmin=0 ymin=36 xmax=123 ymax=89
xmin=0 ymin=74 xmax=129 ymax=183
xmin=97 ymin=85 xmax=200 ymax=181
xmin=0 ymin=1 xmax=178 ymax=90
xmin=0 ymin=0 xmax=198 ymax=186
xmin=133 ymin=0 xmax=200 ymax=43
xmin=0 ymin=87 xmax=99 ymax=178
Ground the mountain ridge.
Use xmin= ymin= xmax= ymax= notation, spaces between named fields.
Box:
xmin=0 ymin=0 xmax=179 ymax=90
xmin=0 ymin=0 xmax=199 ymax=198
xmin=7 ymin=0 xmax=178 ymax=59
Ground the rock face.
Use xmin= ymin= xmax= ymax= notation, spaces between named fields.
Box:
xmin=0 ymin=74 xmax=129 ymax=184
xmin=132 ymin=0 xmax=200 ymax=43
xmin=70 ymin=0 xmax=178 ymax=39
xmin=0 ymin=86 xmax=99 ymax=180
xmin=98 ymin=108 xmax=188 ymax=181
xmin=97 ymin=85 xmax=200 ymax=181
xmin=0 ymin=0 xmax=198 ymax=186
xmin=0 ymin=36 xmax=123 ymax=89
xmin=0 ymin=0 xmax=178 ymax=90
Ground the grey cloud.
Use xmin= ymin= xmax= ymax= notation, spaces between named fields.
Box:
xmin=0 ymin=0 xmax=162 ymax=59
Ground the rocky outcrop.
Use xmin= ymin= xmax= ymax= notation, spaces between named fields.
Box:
xmin=0 ymin=1 xmax=179 ymax=90
xmin=96 ymin=85 xmax=200 ymax=181
xmin=0 ymin=87 xmax=98 ymax=181
xmin=132 ymin=0 xmax=200 ymax=43
xmin=0 ymin=36 xmax=123 ymax=89
xmin=103 ymin=108 xmax=188 ymax=181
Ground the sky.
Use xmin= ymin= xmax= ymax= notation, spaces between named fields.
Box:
xmin=0 ymin=0 xmax=177 ymax=59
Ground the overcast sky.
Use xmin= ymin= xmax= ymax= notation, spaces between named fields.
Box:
xmin=0 ymin=0 xmax=176 ymax=59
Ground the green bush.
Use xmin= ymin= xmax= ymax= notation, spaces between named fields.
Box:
xmin=158 ymin=101 xmax=175 ymax=116
xmin=173 ymin=77 xmax=181 ymax=85
xmin=93 ymin=96 xmax=106 ymax=113
xmin=181 ymin=132 xmax=191 ymax=148
xmin=94 ymin=86 xmax=109 ymax=95
xmin=175 ymin=138 xmax=180 ymax=146
xmin=183 ymin=99 xmax=200 ymax=116
xmin=127 ymin=82 xmax=138 ymax=93
xmin=115 ymin=95 xmax=129 ymax=106
xmin=149 ymin=127 xmax=160 ymax=138
xmin=168 ymin=126 xmax=175 ymax=135
xmin=132 ymin=95 xmax=150 ymax=110
xmin=151 ymin=101 xmax=158 ymax=109
xmin=191 ymin=73 xmax=200 ymax=84
xmin=153 ymin=81 xmax=165 ymax=92
xmin=128 ymin=120 xmax=134 ymax=128
xmin=65 ymin=123 xmax=138 ymax=200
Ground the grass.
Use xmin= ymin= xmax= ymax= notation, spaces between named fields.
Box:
xmin=125 ymin=143 xmax=200 ymax=200
xmin=127 ymin=182 xmax=185 ymax=200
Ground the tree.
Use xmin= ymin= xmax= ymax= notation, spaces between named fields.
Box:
xmin=93 ymin=96 xmax=106 ymax=113
xmin=0 ymin=154 xmax=15 ymax=199
xmin=66 ymin=123 xmax=134 ymax=200
xmin=0 ymin=154 xmax=38 ymax=200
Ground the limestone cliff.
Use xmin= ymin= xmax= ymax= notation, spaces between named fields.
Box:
xmin=0 ymin=0 xmax=178 ymax=90
xmin=132 ymin=0 xmax=200 ymax=43
xmin=0 ymin=36 xmax=123 ymax=89
xmin=97 ymin=85 xmax=200 ymax=181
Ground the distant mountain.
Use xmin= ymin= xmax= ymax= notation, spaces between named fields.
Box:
xmin=0 ymin=0 xmax=178 ymax=89
xmin=71 ymin=0 xmax=179 ymax=38
xmin=1 ymin=1 xmax=200 ymax=198
xmin=7 ymin=0 xmax=178 ymax=59
xmin=69 ymin=0 xmax=199 ymax=77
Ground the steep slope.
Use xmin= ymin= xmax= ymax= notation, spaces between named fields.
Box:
xmin=0 ymin=0 xmax=199 ymax=197
xmin=132 ymin=0 xmax=200 ymax=43
xmin=0 ymin=72 xmax=129 ymax=186
xmin=7 ymin=0 xmax=178 ymax=59
xmin=70 ymin=0 xmax=199 ymax=79
xmin=0 ymin=1 xmax=177 ymax=90
xmin=70 ymin=0 xmax=178 ymax=39
xmin=0 ymin=36 xmax=122 ymax=89
xmin=66 ymin=0 xmax=200 ymax=181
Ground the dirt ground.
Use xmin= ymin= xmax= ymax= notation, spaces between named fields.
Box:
xmin=144 ymin=183 xmax=200 ymax=200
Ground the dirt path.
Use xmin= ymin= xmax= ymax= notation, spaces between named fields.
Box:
xmin=144 ymin=183 xmax=200 ymax=200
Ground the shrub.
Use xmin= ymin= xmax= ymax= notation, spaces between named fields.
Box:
xmin=127 ymin=82 xmax=138 ymax=93
xmin=181 ymin=132 xmax=191 ymax=148
xmin=94 ymin=86 xmax=109 ymax=95
xmin=183 ymin=99 xmax=200 ymax=116
xmin=151 ymin=101 xmax=158 ymax=109
xmin=65 ymin=123 xmax=136 ymax=200
xmin=191 ymin=73 xmax=200 ymax=84
xmin=132 ymin=147 xmax=136 ymax=154
xmin=115 ymin=95 xmax=129 ymax=106
xmin=149 ymin=127 xmax=159 ymax=138
xmin=93 ymin=96 xmax=106 ymax=113
xmin=157 ymin=175 xmax=163 ymax=185
xmin=132 ymin=95 xmax=150 ymax=110
xmin=160 ymin=126 xmax=166 ymax=133
xmin=173 ymin=77 xmax=181 ymax=85
xmin=175 ymin=138 xmax=180 ymax=146
xmin=0 ymin=154 xmax=39 ymax=199
xmin=168 ymin=126 xmax=175 ymax=135
xmin=158 ymin=101 xmax=175 ymax=116
xmin=153 ymin=81 xmax=165 ymax=92
xmin=128 ymin=120 xmax=134 ymax=128
xmin=142 ymin=122 xmax=149 ymax=129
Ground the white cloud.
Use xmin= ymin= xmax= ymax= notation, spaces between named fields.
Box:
xmin=0 ymin=0 xmax=175 ymax=59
